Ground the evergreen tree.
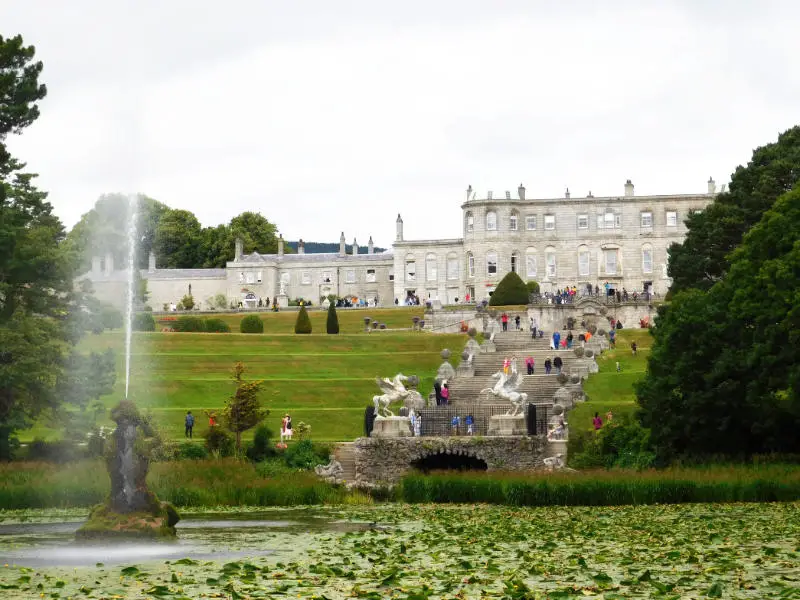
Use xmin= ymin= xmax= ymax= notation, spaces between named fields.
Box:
xmin=489 ymin=272 xmax=529 ymax=306
xmin=295 ymin=305 xmax=312 ymax=334
xmin=326 ymin=302 xmax=339 ymax=334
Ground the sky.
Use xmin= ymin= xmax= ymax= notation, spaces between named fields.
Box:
xmin=2 ymin=0 xmax=799 ymax=247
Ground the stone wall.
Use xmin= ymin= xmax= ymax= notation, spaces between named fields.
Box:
xmin=353 ymin=435 xmax=547 ymax=485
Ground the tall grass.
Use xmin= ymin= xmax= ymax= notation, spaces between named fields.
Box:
xmin=400 ymin=465 xmax=800 ymax=506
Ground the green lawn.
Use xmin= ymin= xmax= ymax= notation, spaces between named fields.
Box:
xmin=24 ymin=328 xmax=464 ymax=443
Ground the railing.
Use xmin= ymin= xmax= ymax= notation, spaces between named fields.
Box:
xmin=364 ymin=403 xmax=551 ymax=437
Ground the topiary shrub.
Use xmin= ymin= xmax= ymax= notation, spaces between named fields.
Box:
xmin=245 ymin=424 xmax=276 ymax=462
xmin=294 ymin=305 xmax=312 ymax=334
xmin=240 ymin=314 xmax=264 ymax=333
xmin=526 ymin=280 xmax=540 ymax=295
xmin=204 ymin=318 xmax=231 ymax=333
xmin=180 ymin=294 xmax=195 ymax=310
xmin=326 ymin=302 xmax=339 ymax=334
xmin=204 ymin=427 xmax=234 ymax=457
xmin=133 ymin=312 xmax=156 ymax=332
xmin=173 ymin=316 xmax=206 ymax=332
xmin=489 ymin=272 xmax=530 ymax=306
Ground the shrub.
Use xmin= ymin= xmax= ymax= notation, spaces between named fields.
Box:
xmin=204 ymin=318 xmax=231 ymax=333
xmin=246 ymin=424 xmax=276 ymax=462
xmin=295 ymin=305 xmax=312 ymax=334
xmin=173 ymin=316 xmax=206 ymax=332
xmin=133 ymin=312 xmax=156 ymax=331
xmin=240 ymin=314 xmax=264 ymax=333
xmin=570 ymin=417 xmax=656 ymax=470
xmin=284 ymin=439 xmax=327 ymax=470
xmin=204 ymin=427 xmax=235 ymax=457
xmin=326 ymin=302 xmax=339 ymax=334
xmin=489 ymin=272 xmax=530 ymax=306
xmin=178 ymin=442 xmax=208 ymax=460
xmin=180 ymin=294 xmax=195 ymax=310
xmin=101 ymin=305 xmax=123 ymax=330
xmin=526 ymin=280 xmax=540 ymax=295
xmin=27 ymin=439 xmax=82 ymax=463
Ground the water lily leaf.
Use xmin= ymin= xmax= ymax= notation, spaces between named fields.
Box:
xmin=119 ymin=566 xmax=139 ymax=576
xmin=706 ymin=581 xmax=724 ymax=597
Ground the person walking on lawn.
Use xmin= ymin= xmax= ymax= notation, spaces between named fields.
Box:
xmin=184 ymin=411 xmax=194 ymax=438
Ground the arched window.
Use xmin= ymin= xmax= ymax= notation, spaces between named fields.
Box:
xmin=486 ymin=251 xmax=498 ymax=276
xmin=446 ymin=252 xmax=459 ymax=280
xmin=510 ymin=250 xmax=520 ymax=274
xmin=578 ymin=245 xmax=590 ymax=277
xmin=509 ymin=210 xmax=519 ymax=232
xmin=525 ymin=247 xmax=537 ymax=278
xmin=426 ymin=253 xmax=437 ymax=281
xmin=467 ymin=252 xmax=475 ymax=277
xmin=545 ymin=246 xmax=557 ymax=278
xmin=642 ymin=245 xmax=653 ymax=274
xmin=486 ymin=210 xmax=497 ymax=231
xmin=465 ymin=211 xmax=474 ymax=234
xmin=405 ymin=254 xmax=416 ymax=282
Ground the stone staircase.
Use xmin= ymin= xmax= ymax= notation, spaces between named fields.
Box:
xmin=333 ymin=442 xmax=356 ymax=483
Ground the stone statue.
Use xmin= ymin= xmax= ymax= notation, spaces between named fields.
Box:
xmin=315 ymin=459 xmax=344 ymax=480
xmin=479 ymin=358 xmax=529 ymax=416
xmin=543 ymin=454 xmax=566 ymax=470
xmin=373 ymin=374 xmax=423 ymax=417
xmin=279 ymin=280 xmax=287 ymax=296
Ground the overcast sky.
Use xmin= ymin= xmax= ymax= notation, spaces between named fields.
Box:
xmin=2 ymin=0 xmax=798 ymax=246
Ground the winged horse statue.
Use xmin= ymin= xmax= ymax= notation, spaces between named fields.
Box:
xmin=479 ymin=357 xmax=529 ymax=416
xmin=373 ymin=374 xmax=422 ymax=417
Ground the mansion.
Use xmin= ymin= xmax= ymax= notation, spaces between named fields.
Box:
xmin=83 ymin=179 xmax=717 ymax=311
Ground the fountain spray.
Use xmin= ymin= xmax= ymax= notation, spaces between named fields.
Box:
xmin=124 ymin=194 xmax=138 ymax=399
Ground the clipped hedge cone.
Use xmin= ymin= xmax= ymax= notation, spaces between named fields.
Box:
xmin=326 ymin=302 xmax=339 ymax=334
xmin=295 ymin=305 xmax=312 ymax=334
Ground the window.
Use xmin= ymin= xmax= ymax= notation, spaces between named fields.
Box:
xmin=546 ymin=251 xmax=556 ymax=278
xmin=301 ymin=272 xmax=311 ymax=285
xmin=525 ymin=249 xmax=537 ymax=278
xmin=544 ymin=215 xmax=556 ymax=230
xmin=405 ymin=259 xmax=416 ymax=282
xmin=599 ymin=211 xmax=618 ymax=229
xmin=666 ymin=211 xmax=678 ymax=226
xmin=388 ymin=269 xmax=394 ymax=281
xmin=238 ymin=272 xmax=245 ymax=283
xmin=467 ymin=253 xmax=475 ymax=277
xmin=465 ymin=212 xmax=474 ymax=233
xmin=321 ymin=271 xmax=332 ymax=283
xmin=510 ymin=252 xmax=520 ymax=274
xmin=509 ymin=214 xmax=518 ymax=231
xmin=640 ymin=211 xmax=653 ymax=227
xmin=486 ymin=211 xmax=497 ymax=231
xmin=256 ymin=271 xmax=263 ymax=283
xmin=525 ymin=215 xmax=537 ymax=230
xmin=446 ymin=256 xmax=459 ymax=280
xmin=578 ymin=248 xmax=590 ymax=276
xmin=486 ymin=251 xmax=498 ymax=276
xmin=577 ymin=214 xmax=589 ymax=229
xmin=604 ymin=249 xmax=618 ymax=275
xmin=366 ymin=268 xmax=376 ymax=283
xmin=246 ymin=272 xmax=255 ymax=284
xmin=642 ymin=247 xmax=653 ymax=273
xmin=345 ymin=269 xmax=356 ymax=283
xmin=426 ymin=253 xmax=437 ymax=281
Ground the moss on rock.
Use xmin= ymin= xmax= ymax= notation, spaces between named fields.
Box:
xmin=76 ymin=499 xmax=179 ymax=540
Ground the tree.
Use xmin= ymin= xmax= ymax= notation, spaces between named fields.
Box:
xmin=222 ymin=362 xmax=267 ymax=451
xmin=56 ymin=349 xmax=116 ymax=440
xmin=489 ymin=272 xmax=529 ymax=306
xmin=326 ymin=302 xmax=339 ymax=334
xmin=0 ymin=34 xmax=47 ymax=154
xmin=153 ymin=209 xmax=202 ymax=268
xmin=295 ymin=305 xmax=312 ymax=334
xmin=526 ymin=280 xmax=540 ymax=296
xmin=199 ymin=212 xmax=282 ymax=267
xmin=668 ymin=126 xmax=800 ymax=294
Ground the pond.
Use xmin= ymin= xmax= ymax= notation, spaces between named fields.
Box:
xmin=0 ymin=503 xmax=798 ymax=598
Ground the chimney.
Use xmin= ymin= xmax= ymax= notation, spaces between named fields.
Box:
xmin=487 ymin=190 xmax=493 ymax=200
xmin=148 ymin=251 xmax=156 ymax=272
xmin=396 ymin=215 xmax=404 ymax=242
xmin=587 ymin=191 xmax=594 ymax=198
xmin=298 ymin=239 xmax=305 ymax=254
xmin=91 ymin=255 xmax=101 ymax=275
xmin=104 ymin=252 xmax=114 ymax=276
xmin=352 ymin=238 xmax=358 ymax=256
xmin=565 ymin=187 xmax=570 ymax=199
xmin=234 ymin=237 xmax=243 ymax=261
xmin=368 ymin=236 xmax=374 ymax=254
xmin=518 ymin=183 xmax=526 ymax=201
xmin=339 ymin=232 xmax=346 ymax=256
xmin=505 ymin=191 xmax=511 ymax=200
xmin=466 ymin=184 xmax=472 ymax=203
xmin=624 ymin=179 xmax=634 ymax=197
xmin=278 ymin=234 xmax=284 ymax=256
xmin=707 ymin=177 xmax=716 ymax=194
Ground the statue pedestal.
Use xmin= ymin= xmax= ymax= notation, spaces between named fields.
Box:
xmin=277 ymin=294 xmax=289 ymax=308
xmin=487 ymin=414 xmax=527 ymax=436
xmin=371 ymin=416 xmax=412 ymax=438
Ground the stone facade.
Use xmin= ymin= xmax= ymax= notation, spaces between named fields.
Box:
xmin=353 ymin=436 xmax=547 ymax=485
xmin=82 ymin=179 xmax=715 ymax=311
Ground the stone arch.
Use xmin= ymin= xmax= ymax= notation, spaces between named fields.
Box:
xmin=410 ymin=447 xmax=488 ymax=473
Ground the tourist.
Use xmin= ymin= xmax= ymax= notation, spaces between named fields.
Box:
xmin=208 ymin=412 xmax=216 ymax=428
xmin=525 ymin=355 xmax=535 ymax=375
xmin=553 ymin=355 xmax=563 ymax=375
xmin=544 ymin=357 xmax=552 ymax=375
xmin=552 ymin=331 xmax=561 ymax=350
xmin=529 ymin=317 xmax=537 ymax=339
xmin=609 ymin=329 xmax=616 ymax=348
xmin=567 ymin=332 xmax=574 ymax=349
xmin=184 ymin=411 xmax=194 ymax=438
xmin=606 ymin=410 xmax=614 ymax=423
xmin=465 ymin=414 xmax=474 ymax=435
xmin=441 ymin=382 xmax=450 ymax=405
xmin=631 ymin=341 xmax=638 ymax=356
xmin=414 ymin=412 xmax=422 ymax=436
xmin=503 ymin=357 xmax=510 ymax=375
xmin=451 ymin=415 xmax=461 ymax=435
xmin=433 ymin=380 xmax=443 ymax=406
xmin=592 ymin=412 xmax=603 ymax=430
xmin=501 ymin=312 xmax=509 ymax=331
xmin=514 ymin=315 xmax=521 ymax=330
xmin=281 ymin=414 xmax=293 ymax=444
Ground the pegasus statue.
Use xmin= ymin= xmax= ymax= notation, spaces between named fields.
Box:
xmin=479 ymin=358 xmax=529 ymax=416
xmin=373 ymin=373 xmax=423 ymax=417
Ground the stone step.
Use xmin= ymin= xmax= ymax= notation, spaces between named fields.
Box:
xmin=333 ymin=442 xmax=357 ymax=482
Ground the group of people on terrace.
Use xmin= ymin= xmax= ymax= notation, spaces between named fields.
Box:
xmin=532 ymin=282 xmax=655 ymax=305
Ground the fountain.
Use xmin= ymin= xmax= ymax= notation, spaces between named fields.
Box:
xmin=77 ymin=194 xmax=180 ymax=539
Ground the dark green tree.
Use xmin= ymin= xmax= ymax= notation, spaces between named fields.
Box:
xmin=199 ymin=212 xmax=283 ymax=267
xmin=222 ymin=362 xmax=267 ymax=451
xmin=240 ymin=314 xmax=264 ymax=333
xmin=295 ymin=305 xmax=312 ymax=334
xmin=489 ymin=271 xmax=530 ymax=306
xmin=153 ymin=209 xmax=202 ymax=268
xmin=326 ymin=302 xmax=339 ymax=334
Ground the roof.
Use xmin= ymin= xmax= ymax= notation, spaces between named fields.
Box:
xmin=144 ymin=268 xmax=226 ymax=280
xmin=233 ymin=251 xmax=394 ymax=265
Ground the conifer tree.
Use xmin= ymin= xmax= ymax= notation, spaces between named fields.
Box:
xmin=326 ymin=302 xmax=339 ymax=334
xmin=294 ymin=304 xmax=312 ymax=334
